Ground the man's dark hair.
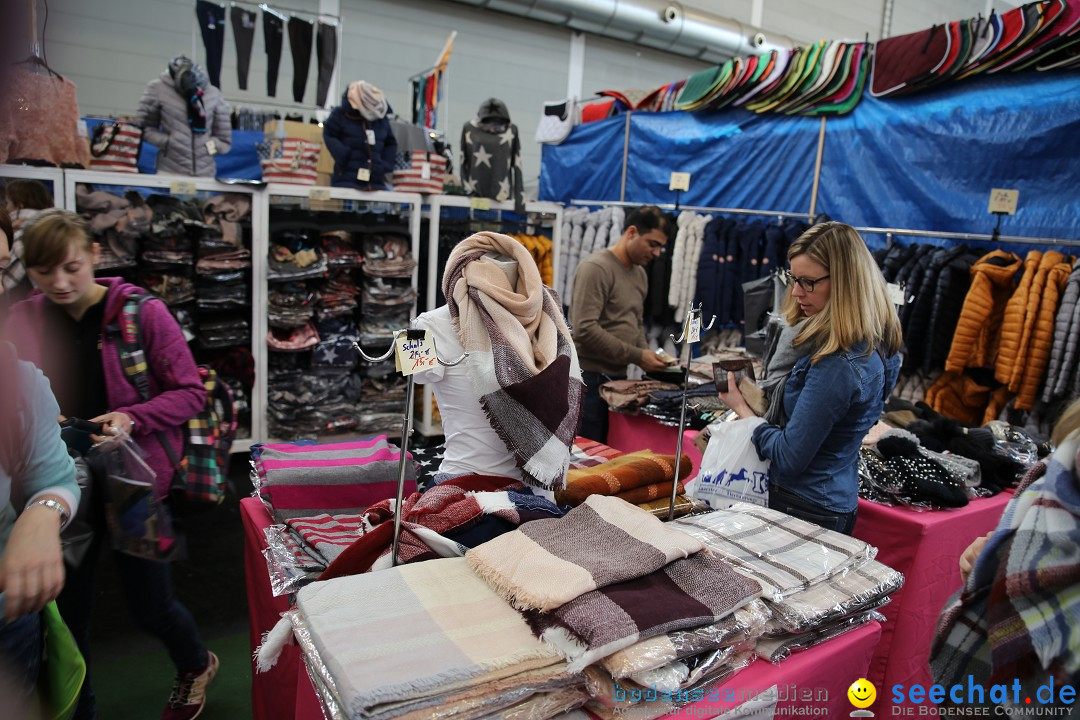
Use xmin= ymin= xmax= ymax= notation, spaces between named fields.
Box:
xmin=625 ymin=205 xmax=668 ymax=235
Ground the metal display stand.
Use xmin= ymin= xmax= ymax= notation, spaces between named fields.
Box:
xmin=667 ymin=300 xmax=715 ymax=520
xmin=63 ymin=170 xmax=266 ymax=452
xmin=0 ymin=163 xmax=67 ymax=206
xmin=417 ymin=195 xmax=564 ymax=437
xmin=353 ymin=330 xmax=466 ymax=566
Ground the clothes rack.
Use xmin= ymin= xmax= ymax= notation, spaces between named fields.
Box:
xmin=855 ymin=225 xmax=1080 ymax=248
xmin=569 ymin=199 xmax=814 ymax=219
xmin=253 ymin=2 xmax=339 ymax=21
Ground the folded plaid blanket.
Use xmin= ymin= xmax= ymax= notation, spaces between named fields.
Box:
xmin=467 ymin=494 xmax=704 ymax=612
xmin=319 ymin=474 xmax=560 ymax=580
xmin=293 ymin=557 xmax=567 ymax=720
xmin=569 ymin=437 xmax=623 ymax=469
xmin=557 ymin=452 xmax=693 ymax=506
xmin=525 ymin=552 xmax=762 ymax=672
xmin=931 ymin=435 xmax=1080 ymax=691
xmin=600 ymin=600 xmax=772 ymax=679
xmin=764 ymin=558 xmax=903 ymax=634
xmin=254 ymin=436 xmax=417 ymax=522
xmin=673 ymin=504 xmax=876 ymax=600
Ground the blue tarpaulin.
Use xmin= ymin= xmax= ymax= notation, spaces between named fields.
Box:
xmin=539 ymin=73 xmax=1080 ymax=246
xmin=817 ymin=72 xmax=1080 ymax=244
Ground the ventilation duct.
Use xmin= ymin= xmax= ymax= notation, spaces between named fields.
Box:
xmin=447 ymin=0 xmax=796 ymax=64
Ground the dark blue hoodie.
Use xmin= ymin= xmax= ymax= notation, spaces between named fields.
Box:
xmin=322 ymin=90 xmax=398 ymax=190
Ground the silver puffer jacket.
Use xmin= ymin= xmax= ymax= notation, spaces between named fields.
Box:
xmin=136 ymin=61 xmax=231 ymax=177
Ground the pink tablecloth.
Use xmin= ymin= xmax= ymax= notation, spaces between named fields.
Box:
xmin=607 ymin=411 xmax=703 ymax=471
xmin=241 ymin=496 xmax=305 ymax=720
xmin=853 ymin=492 xmax=1013 ymax=709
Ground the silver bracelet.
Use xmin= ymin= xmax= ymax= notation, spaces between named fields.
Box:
xmin=28 ymin=498 xmax=70 ymax=526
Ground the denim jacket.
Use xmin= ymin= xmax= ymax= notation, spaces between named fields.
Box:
xmin=752 ymin=344 xmax=901 ymax=513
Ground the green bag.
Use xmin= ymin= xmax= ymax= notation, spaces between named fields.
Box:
xmin=39 ymin=601 xmax=85 ymax=720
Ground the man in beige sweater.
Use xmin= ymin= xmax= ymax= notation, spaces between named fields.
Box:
xmin=570 ymin=205 xmax=670 ymax=443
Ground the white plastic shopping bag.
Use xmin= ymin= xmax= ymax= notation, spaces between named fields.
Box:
xmin=688 ymin=417 xmax=770 ymax=509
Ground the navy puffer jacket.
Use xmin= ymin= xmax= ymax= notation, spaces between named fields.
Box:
xmin=322 ymin=91 xmax=398 ymax=190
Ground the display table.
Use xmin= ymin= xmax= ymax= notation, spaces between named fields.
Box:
xmin=242 ymin=496 xmax=881 ymax=720
xmin=853 ymin=492 xmax=1013 ymax=709
xmin=607 ymin=411 xmax=703 ymax=471
xmin=283 ymin=623 xmax=881 ymax=720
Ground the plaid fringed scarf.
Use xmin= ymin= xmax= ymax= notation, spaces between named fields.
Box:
xmin=931 ymin=436 xmax=1080 ymax=694
xmin=444 ymin=232 xmax=584 ymax=490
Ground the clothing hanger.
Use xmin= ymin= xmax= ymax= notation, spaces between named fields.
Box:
xmin=15 ymin=0 xmax=63 ymax=79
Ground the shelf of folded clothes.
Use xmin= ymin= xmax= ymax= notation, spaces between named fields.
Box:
xmin=263 ymin=190 xmax=422 ymax=441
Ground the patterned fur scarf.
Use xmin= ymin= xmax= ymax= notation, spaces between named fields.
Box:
xmin=443 ymin=231 xmax=583 ymax=490
xmin=930 ymin=435 xmax=1080 ymax=695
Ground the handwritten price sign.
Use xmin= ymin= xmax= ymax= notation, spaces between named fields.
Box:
xmin=394 ymin=329 xmax=438 ymax=376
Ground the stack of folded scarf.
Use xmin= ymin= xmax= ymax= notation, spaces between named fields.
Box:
xmin=673 ymin=504 xmax=902 ymax=665
xmin=464 ymin=495 xmax=763 ymax=718
xmin=252 ymin=435 xmax=417 ymax=523
xmin=556 ymin=451 xmax=693 ymax=506
xmin=282 ymin=557 xmax=586 ymax=720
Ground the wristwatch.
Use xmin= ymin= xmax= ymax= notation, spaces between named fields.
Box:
xmin=27 ymin=498 xmax=70 ymax=525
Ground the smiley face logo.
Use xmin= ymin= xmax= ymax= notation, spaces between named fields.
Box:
xmin=848 ymin=678 xmax=876 ymax=709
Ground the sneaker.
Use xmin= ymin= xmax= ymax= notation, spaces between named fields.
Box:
xmin=161 ymin=651 xmax=219 ymax=720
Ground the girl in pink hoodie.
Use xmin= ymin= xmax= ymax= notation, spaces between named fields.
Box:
xmin=6 ymin=209 xmax=218 ymax=720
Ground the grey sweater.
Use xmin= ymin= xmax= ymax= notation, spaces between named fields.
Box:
xmin=570 ymin=249 xmax=648 ymax=376
xmin=136 ymin=72 xmax=231 ymax=177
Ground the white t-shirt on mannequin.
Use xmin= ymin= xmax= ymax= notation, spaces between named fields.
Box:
xmin=413 ymin=305 xmax=524 ymax=481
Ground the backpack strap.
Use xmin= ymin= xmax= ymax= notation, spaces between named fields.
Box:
xmin=110 ymin=294 xmax=187 ymax=475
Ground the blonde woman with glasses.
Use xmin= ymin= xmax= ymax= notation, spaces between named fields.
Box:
xmin=719 ymin=222 xmax=902 ymax=534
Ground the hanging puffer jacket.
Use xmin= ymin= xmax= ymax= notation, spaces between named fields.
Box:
xmin=943 ymin=250 xmax=1022 ymax=373
xmin=136 ymin=58 xmax=232 ymax=177
xmin=1009 ymin=252 xmax=1072 ymax=410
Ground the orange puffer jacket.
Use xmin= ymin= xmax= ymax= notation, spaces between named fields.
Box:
xmin=944 ymin=250 xmax=1022 ymax=372
xmin=995 ymin=251 xmax=1072 ymax=410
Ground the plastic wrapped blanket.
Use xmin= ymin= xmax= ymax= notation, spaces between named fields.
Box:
xmin=672 ymin=504 xmax=876 ymax=600
xmin=762 ymin=558 xmax=903 ymax=634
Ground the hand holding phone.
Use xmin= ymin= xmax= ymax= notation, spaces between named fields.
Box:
xmin=60 ymin=418 xmax=106 ymax=454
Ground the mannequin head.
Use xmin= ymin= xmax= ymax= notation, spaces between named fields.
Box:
xmin=480 ymin=251 xmax=518 ymax=289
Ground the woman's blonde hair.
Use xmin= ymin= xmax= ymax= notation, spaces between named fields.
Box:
xmin=1052 ymin=398 xmax=1080 ymax=446
xmin=783 ymin=221 xmax=903 ymax=364
xmin=20 ymin=208 xmax=92 ymax=269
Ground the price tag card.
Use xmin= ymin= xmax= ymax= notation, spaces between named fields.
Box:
xmin=308 ymin=187 xmax=332 ymax=201
xmin=470 ymin=197 xmax=492 ymax=210
xmin=669 ymin=172 xmax=691 ymax=192
xmin=169 ymin=180 xmax=197 ymax=196
xmin=395 ymin=329 xmax=438 ymax=377
xmin=366 ymin=129 xmax=376 ymax=145
xmin=687 ymin=313 xmax=701 ymax=343
xmin=205 ymin=139 xmax=218 ymax=156
xmin=886 ymin=282 xmax=907 ymax=306
xmin=421 ymin=162 xmax=431 ymax=180
xmin=356 ymin=168 xmax=371 ymax=182
xmin=988 ymin=188 xmax=1019 ymax=215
